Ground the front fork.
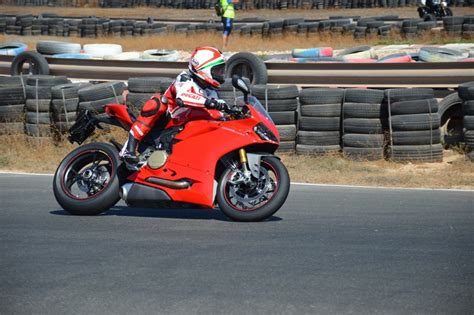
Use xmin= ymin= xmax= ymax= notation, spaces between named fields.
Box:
xmin=239 ymin=148 xmax=252 ymax=182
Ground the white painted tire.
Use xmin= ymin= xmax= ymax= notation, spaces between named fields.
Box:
xmin=0 ymin=42 xmax=28 ymax=56
xmin=141 ymin=49 xmax=180 ymax=61
xmin=83 ymin=44 xmax=123 ymax=58
xmin=342 ymin=48 xmax=377 ymax=60
xmin=419 ymin=47 xmax=468 ymax=62
xmin=103 ymin=51 xmax=142 ymax=60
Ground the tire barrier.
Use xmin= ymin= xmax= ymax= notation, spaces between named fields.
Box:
xmin=11 ymin=51 xmax=49 ymax=76
xmin=252 ymin=84 xmax=299 ymax=153
xmin=0 ymin=42 xmax=28 ymax=56
xmin=458 ymin=81 xmax=474 ymax=161
xmin=2 ymin=14 xmax=474 ymax=41
xmin=342 ymin=89 xmax=386 ymax=161
xmin=297 ymin=88 xmax=343 ymax=155
xmin=25 ymin=75 xmax=69 ymax=138
xmin=126 ymin=76 xmax=173 ymax=113
xmin=3 ymin=73 xmax=474 ymax=162
xmin=0 ymin=76 xmax=27 ymax=135
xmin=386 ymin=88 xmax=443 ymax=162
xmin=51 ymin=82 xmax=92 ymax=134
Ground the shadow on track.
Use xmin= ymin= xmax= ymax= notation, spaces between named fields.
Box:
xmin=50 ymin=206 xmax=282 ymax=222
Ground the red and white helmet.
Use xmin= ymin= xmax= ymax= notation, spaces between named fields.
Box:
xmin=189 ymin=47 xmax=226 ymax=89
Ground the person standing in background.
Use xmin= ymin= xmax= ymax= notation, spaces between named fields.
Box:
xmin=221 ymin=0 xmax=239 ymax=50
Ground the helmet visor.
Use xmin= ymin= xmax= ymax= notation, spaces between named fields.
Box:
xmin=211 ymin=63 xmax=225 ymax=84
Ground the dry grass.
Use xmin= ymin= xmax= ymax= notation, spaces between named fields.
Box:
xmin=0 ymin=133 xmax=473 ymax=189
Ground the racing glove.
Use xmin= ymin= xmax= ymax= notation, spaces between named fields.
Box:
xmin=205 ymin=98 xmax=228 ymax=111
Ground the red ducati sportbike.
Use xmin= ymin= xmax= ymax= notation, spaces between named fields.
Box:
xmin=53 ymin=77 xmax=290 ymax=221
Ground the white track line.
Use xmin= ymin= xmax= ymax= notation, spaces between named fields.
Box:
xmin=1 ymin=171 xmax=472 ymax=193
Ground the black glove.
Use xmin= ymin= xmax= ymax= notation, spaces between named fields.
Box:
xmin=205 ymin=98 xmax=228 ymax=111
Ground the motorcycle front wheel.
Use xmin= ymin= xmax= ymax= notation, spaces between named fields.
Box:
xmin=217 ymin=156 xmax=290 ymax=222
xmin=53 ymin=142 xmax=121 ymax=215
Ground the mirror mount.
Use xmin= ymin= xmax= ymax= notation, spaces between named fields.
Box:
xmin=231 ymin=75 xmax=250 ymax=103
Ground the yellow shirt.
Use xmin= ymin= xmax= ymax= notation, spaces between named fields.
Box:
xmin=220 ymin=0 xmax=235 ymax=19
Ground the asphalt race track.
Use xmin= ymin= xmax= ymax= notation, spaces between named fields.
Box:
xmin=1 ymin=173 xmax=472 ymax=314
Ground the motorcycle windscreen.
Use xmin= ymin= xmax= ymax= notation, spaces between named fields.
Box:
xmin=235 ymin=96 xmax=275 ymax=125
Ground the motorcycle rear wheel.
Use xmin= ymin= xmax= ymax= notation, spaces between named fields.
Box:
xmin=53 ymin=142 xmax=121 ymax=215
xmin=217 ymin=156 xmax=290 ymax=222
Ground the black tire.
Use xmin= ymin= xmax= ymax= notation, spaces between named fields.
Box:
xmin=388 ymin=144 xmax=443 ymax=162
xmin=343 ymin=118 xmax=385 ymax=134
xmin=269 ymin=111 xmax=296 ymax=125
xmin=343 ymin=133 xmax=385 ymax=148
xmin=51 ymin=98 xmax=79 ymax=113
xmin=439 ymin=93 xmax=463 ymax=121
xmin=51 ymin=82 xmax=92 ymax=99
xmin=11 ymin=51 xmax=49 ymax=76
xmin=53 ymin=112 xmax=77 ymax=122
xmin=25 ymin=86 xmax=52 ymax=100
xmin=79 ymin=95 xmax=125 ymax=114
xmin=300 ymin=104 xmax=341 ymax=117
xmin=26 ymin=112 xmax=51 ymax=124
xmin=276 ymin=141 xmax=296 ymax=153
xmin=299 ymin=88 xmax=344 ymax=105
xmin=390 ymin=99 xmax=438 ymax=115
xmin=225 ymin=52 xmax=268 ymax=85
xmin=391 ymin=114 xmax=440 ymax=131
xmin=26 ymin=75 xmax=69 ymax=87
xmin=127 ymin=77 xmax=173 ymax=93
xmin=465 ymin=130 xmax=474 ymax=146
xmin=277 ymin=125 xmax=296 ymax=141
xmin=252 ymin=85 xmax=299 ymax=100
xmin=296 ymin=144 xmax=340 ymax=155
xmin=53 ymin=142 xmax=121 ymax=215
xmin=344 ymin=89 xmax=384 ymax=104
xmin=0 ymin=76 xmax=26 ymax=86
xmin=78 ymin=82 xmax=127 ymax=102
xmin=216 ymin=156 xmax=290 ymax=222
xmin=392 ymin=130 xmax=441 ymax=145
xmin=464 ymin=116 xmax=474 ymax=130
xmin=385 ymin=88 xmax=435 ymax=103
xmin=0 ymin=104 xmax=24 ymax=122
xmin=297 ymin=130 xmax=340 ymax=146
xmin=299 ymin=116 xmax=340 ymax=131
xmin=458 ymin=81 xmax=474 ymax=101
xmin=257 ymin=98 xmax=298 ymax=112
xmin=463 ymin=101 xmax=474 ymax=116
xmin=343 ymin=103 xmax=386 ymax=119
xmin=26 ymin=99 xmax=51 ymax=112
xmin=36 ymin=40 xmax=81 ymax=55
xmin=0 ymin=86 xmax=25 ymax=105
xmin=442 ymin=16 xmax=464 ymax=25
xmin=343 ymin=147 xmax=384 ymax=161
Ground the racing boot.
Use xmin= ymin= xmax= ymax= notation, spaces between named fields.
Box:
xmin=120 ymin=132 xmax=140 ymax=166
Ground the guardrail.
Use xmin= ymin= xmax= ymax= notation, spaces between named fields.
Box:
xmin=1 ymin=55 xmax=474 ymax=88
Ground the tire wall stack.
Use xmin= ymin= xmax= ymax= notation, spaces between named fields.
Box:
xmin=25 ymin=75 xmax=69 ymax=138
xmin=51 ymin=82 xmax=92 ymax=134
xmin=126 ymin=77 xmax=173 ymax=114
xmin=0 ymin=76 xmax=26 ymax=136
xmin=342 ymin=89 xmax=386 ymax=161
xmin=77 ymin=81 xmax=127 ymax=119
xmin=458 ymin=81 xmax=474 ymax=161
xmin=252 ymin=85 xmax=299 ymax=153
xmin=297 ymin=88 xmax=342 ymax=155
xmin=386 ymin=88 xmax=443 ymax=162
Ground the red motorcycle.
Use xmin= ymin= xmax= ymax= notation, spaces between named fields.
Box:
xmin=53 ymin=77 xmax=290 ymax=222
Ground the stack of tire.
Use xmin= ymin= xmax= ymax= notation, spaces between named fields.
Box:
xmin=297 ymin=88 xmax=343 ymax=155
xmin=443 ymin=16 xmax=465 ymax=37
xmin=126 ymin=77 xmax=173 ymax=114
xmin=25 ymin=75 xmax=69 ymax=138
xmin=252 ymin=85 xmax=299 ymax=153
xmin=80 ymin=18 xmax=99 ymax=38
xmin=342 ymin=89 xmax=386 ymax=161
xmin=462 ymin=16 xmax=474 ymax=40
xmin=400 ymin=19 xmax=423 ymax=38
xmin=458 ymin=81 xmax=474 ymax=161
xmin=78 ymin=82 xmax=127 ymax=119
xmin=36 ymin=41 xmax=81 ymax=56
xmin=218 ymin=78 xmax=248 ymax=106
xmin=0 ymin=76 xmax=26 ymax=135
xmin=51 ymin=82 xmax=92 ymax=135
xmin=386 ymin=88 xmax=443 ymax=162
xmin=16 ymin=14 xmax=33 ymax=36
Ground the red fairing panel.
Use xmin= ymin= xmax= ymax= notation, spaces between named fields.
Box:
xmin=134 ymin=118 xmax=272 ymax=207
xmin=104 ymin=104 xmax=133 ymax=129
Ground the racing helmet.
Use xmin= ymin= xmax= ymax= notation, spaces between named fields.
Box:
xmin=189 ymin=47 xmax=226 ymax=89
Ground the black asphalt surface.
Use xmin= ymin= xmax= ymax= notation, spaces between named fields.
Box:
xmin=1 ymin=173 xmax=473 ymax=314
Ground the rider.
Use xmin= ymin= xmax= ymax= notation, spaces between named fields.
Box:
xmin=120 ymin=46 xmax=228 ymax=164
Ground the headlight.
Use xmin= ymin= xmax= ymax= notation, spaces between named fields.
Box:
xmin=254 ymin=123 xmax=278 ymax=142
